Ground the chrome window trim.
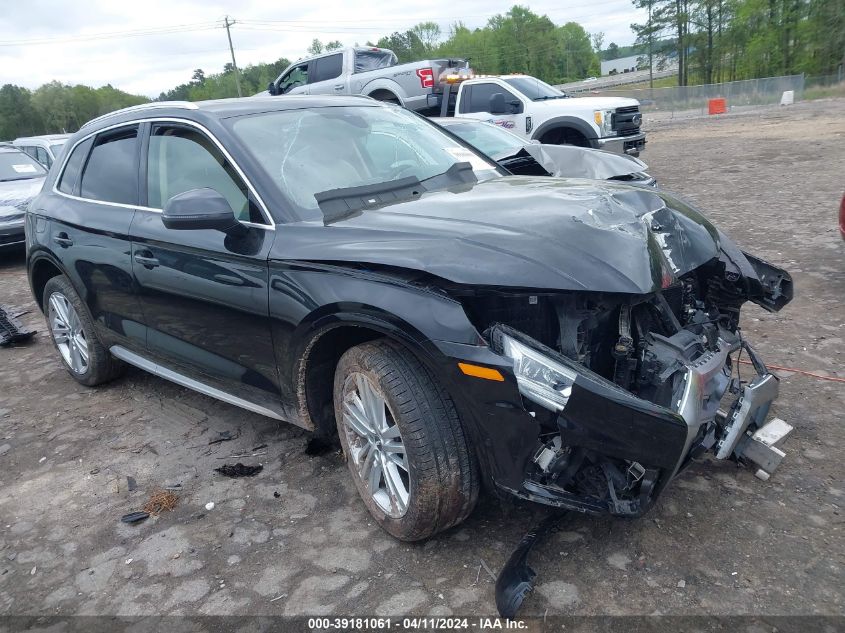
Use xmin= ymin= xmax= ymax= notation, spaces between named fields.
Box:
xmin=81 ymin=101 xmax=199 ymax=129
xmin=52 ymin=116 xmax=276 ymax=231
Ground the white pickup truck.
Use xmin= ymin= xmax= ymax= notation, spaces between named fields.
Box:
xmin=261 ymin=47 xmax=645 ymax=157
xmin=263 ymin=46 xmax=467 ymax=114
xmin=449 ymin=75 xmax=646 ymax=156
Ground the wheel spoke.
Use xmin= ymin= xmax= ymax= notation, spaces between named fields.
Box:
xmin=343 ymin=397 xmax=374 ymax=438
xmin=75 ymin=334 xmax=89 ymax=364
xmin=367 ymin=455 xmax=383 ymax=493
xmin=357 ymin=375 xmax=386 ymax=433
xmin=384 ymin=448 xmax=408 ymax=471
xmin=52 ymin=324 xmax=70 ymax=344
xmin=49 ymin=295 xmax=69 ymax=328
xmin=383 ymin=461 xmax=409 ymax=513
xmin=359 ymin=441 xmax=376 ymax=476
xmin=69 ymin=343 xmax=83 ymax=372
xmin=382 ymin=423 xmax=401 ymax=440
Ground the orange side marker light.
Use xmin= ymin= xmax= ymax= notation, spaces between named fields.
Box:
xmin=458 ymin=362 xmax=505 ymax=382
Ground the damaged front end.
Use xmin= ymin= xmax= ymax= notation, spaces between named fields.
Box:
xmin=453 ymin=247 xmax=792 ymax=519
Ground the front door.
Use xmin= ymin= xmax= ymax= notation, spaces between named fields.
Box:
xmin=458 ymin=82 xmax=528 ymax=139
xmin=130 ymin=121 xmax=283 ymax=414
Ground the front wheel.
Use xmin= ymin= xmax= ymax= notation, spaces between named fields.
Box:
xmin=333 ymin=339 xmax=478 ymax=541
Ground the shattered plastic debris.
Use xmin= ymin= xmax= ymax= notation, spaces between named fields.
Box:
xmin=205 ymin=502 xmax=215 ymax=511
xmin=495 ymin=513 xmax=565 ymax=619
xmin=120 ymin=511 xmax=150 ymax=524
xmin=0 ymin=306 xmax=35 ymax=347
xmin=215 ymin=463 xmax=263 ymax=478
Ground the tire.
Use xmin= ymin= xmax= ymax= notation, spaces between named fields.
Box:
xmin=333 ymin=339 xmax=478 ymax=541
xmin=43 ymin=275 xmax=125 ymax=386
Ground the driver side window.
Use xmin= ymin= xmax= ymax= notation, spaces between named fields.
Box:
xmin=466 ymin=83 xmax=520 ymax=114
xmin=146 ymin=124 xmax=265 ymax=224
xmin=279 ymin=64 xmax=309 ymax=94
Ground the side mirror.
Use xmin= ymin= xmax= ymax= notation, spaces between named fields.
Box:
xmin=489 ymin=92 xmax=507 ymax=114
xmin=162 ymin=188 xmax=239 ymax=232
xmin=508 ymin=99 xmax=523 ymax=114
xmin=267 ymin=81 xmax=278 ymax=96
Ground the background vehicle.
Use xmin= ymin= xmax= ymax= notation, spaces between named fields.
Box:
xmin=27 ymin=98 xmax=790 ymax=547
xmin=433 ymin=117 xmax=655 ymax=185
xmin=262 ymin=46 xmax=468 ymax=114
xmin=1 ymin=144 xmax=47 ymax=250
xmin=13 ymin=134 xmax=71 ymax=169
xmin=451 ymin=75 xmax=645 ymax=156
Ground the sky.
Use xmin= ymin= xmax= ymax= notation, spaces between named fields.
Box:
xmin=0 ymin=0 xmax=645 ymax=98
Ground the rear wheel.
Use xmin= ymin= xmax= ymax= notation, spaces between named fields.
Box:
xmin=43 ymin=275 xmax=125 ymax=386
xmin=333 ymin=339 xmax=478 ymax=541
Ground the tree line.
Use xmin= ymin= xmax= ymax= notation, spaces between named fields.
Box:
xmin=632 ymin=0 xmax=845 ymax=86
xmin=2 ymin=2 xmax=842 ymax=139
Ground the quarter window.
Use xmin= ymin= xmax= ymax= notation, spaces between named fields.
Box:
xmin=80 ymin=126 xmax=139 ymax=205
xmin=146 ymin=124 xmax=264 ymax=224
xmin=57 ymin=137 xmax=94 ymax=195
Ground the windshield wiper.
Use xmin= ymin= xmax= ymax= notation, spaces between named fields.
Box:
xmin=317 ymin=162 xmax=477 ymax=225
xmin=533 ymin=95 xmax=564 ymax=101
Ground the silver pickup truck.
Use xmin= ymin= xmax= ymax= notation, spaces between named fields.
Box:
xmin=262 ymin=47 xmax=468 ymax=114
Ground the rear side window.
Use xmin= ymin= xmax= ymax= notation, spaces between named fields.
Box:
xmin=80 ymin=126 xmax=139 ymax=205
xmin=310 ymin=54 xmax=343 ymax=83
xmin=57 ymin=137 xmax=94 ymax=195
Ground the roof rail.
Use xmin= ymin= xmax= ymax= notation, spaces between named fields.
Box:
xmin=81 ymin=101 xmax=199 ymax=129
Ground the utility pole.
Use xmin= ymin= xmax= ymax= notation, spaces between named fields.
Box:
xmin=224 ymin=16 xmax=242 ymax=97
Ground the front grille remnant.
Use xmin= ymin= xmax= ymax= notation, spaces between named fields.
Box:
xmin=0 ymin=306 xmax=35 ymax=346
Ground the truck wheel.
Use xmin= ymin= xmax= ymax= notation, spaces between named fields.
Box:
xmin=43 ymin=275 xmax=125 ymax=386
xmin=333 ymin=339 xmax=478 ymax=541
xmin=540 ymin=127 xmax=590 ymax=147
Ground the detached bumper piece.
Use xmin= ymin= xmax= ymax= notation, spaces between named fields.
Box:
xmin=0 ymin=305 xmax=35 ymax=347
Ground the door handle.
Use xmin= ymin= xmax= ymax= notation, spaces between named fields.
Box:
xmin=334 ymin=84 xmax=344 ymax=91
xmin=133 ymin=251 xmax=160 ymax=269
xmin=53 ymin=233 xmax=73 ymax=247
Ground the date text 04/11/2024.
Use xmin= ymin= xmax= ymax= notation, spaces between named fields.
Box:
xmin=307 ymin=617 xmax=529 ymax=630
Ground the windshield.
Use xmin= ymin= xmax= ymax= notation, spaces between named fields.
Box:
xmin=50 ymin=143 xmax=66 ymax=157
xmin=503 ymin=77 xmax=566 ymax=101
xmin=444 ymin=121 xmax=526 ymax=159
xmin=354 ymin=49 xmax=397 ymax=73
xmin=230 ymin=105 xmax=498 ymax=219
xmin=0 ymin=150 xmax=47 ymax=181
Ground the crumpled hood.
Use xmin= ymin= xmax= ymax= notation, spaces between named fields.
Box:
xmin=0 ymin=177 xmax=44 ymax=220
xmin=515 ymin=144 xmax=648 ymax=180
xmin=281 ymin=176 xmax=724 ymax=294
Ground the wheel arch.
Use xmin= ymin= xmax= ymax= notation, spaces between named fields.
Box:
xmin=28 ymin=252 xmax=65 ymax=311
xmin=361 ymin=78 xmax=406 ymax=105
xmin=531 ymin=116 xmax=599 ymax=147
xmin=292 ymin=308 xmax=449 ymax=435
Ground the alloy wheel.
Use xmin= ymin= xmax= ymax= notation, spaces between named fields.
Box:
xmin=341 ymin=373 xmax=410 ymax=517
xmin=48 ymin=292 xmax=89 ymax=374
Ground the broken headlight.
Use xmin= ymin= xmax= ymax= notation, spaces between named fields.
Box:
xmin=501 ymin=333 xmax=577 ymax=412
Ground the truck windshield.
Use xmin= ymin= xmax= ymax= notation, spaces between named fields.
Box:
xmin=503 ymin=77 xmax=567 ymax=101
xmin=354 ymin=49 xmax=397 ymax=73
xmin=229 ymin=105 xmax=499 ymax=219
xmin=444 ymin=121 xmax=525 ymax=159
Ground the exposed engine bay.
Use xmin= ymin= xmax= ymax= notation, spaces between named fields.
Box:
xmin=451 ymin=251 xmax=793 ymax=518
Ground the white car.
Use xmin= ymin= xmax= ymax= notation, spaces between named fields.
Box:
xmin=13 ymin=134 xmax=71 ymax=169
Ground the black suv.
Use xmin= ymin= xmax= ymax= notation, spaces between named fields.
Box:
xmin=27 ymin=97 xmax=791 ymax=543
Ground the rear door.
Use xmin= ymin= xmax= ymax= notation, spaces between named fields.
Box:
xmin=46 ymin=124 xmax=147 ymax=350
xmin=307 ymin=53 xmax=345 ymax=95
xmin=130 ymin=121 xmax=282 ymax=413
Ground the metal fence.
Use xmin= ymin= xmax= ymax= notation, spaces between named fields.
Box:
xmin=589 ymin=74 xmax=808 ymax=115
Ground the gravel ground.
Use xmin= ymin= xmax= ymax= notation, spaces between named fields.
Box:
xmin=0 ymin=98 xmax=843 ymax=618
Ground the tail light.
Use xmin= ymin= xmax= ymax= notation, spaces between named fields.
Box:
xmin=416 ymin=68 xmax=434 ymax=89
